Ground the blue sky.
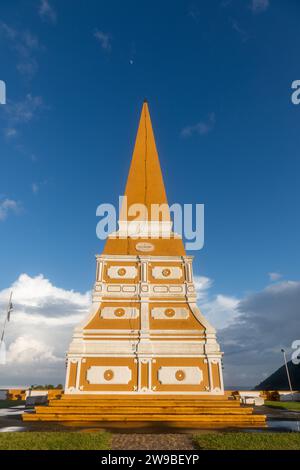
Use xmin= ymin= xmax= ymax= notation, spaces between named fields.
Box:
xmin=0 ymin=0 xmax=300 ymax=386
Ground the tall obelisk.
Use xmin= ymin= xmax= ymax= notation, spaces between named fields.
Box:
xmin=65 ymin=102 xmax=224 ymax=396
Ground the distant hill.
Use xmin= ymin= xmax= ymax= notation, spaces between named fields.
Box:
xmin=255 ymin=361 xmax=300 ymax=390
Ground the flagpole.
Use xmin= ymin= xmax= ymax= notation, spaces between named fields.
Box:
xmin=0 ymin=291 xmax=13 ymax=343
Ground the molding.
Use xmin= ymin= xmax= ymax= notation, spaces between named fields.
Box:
xmin=189 ymin=303 xmax=216 ymax=334
xmin=117 ymin=220 xmax=173 ymax=237
xmin=76 ymin=302 xmax=101 ymax=330
xmin=64 ymin=390 xmax=224 ymax=395
xmin=97 ymin=254 xmax=192 ymax=262
xmin=77 ymin=328 xmax=207 ymax=335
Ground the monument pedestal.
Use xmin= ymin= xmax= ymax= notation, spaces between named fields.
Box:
xmin=23 ymin=393 xmax=266 ymax=427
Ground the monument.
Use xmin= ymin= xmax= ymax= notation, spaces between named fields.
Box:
xmin=24 ymin=102 xmax=265 ymax=425
xmin=65 ymin=101 xmax=223 ymax=397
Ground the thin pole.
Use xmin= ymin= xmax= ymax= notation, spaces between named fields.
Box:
xmin=0 ymin=291 xmax=12 ymax=342
xmin=281 ymin=348 xmax=293 ymax=393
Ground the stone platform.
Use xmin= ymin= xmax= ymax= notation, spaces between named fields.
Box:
xmin=22 ymin=395 xmax=266 ymax=427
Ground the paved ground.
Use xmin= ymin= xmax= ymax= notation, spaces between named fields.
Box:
xmin=111 ymin=433 xmax=197 ymax=450
xmin=256 ymin=405 xmax=300 ymax=420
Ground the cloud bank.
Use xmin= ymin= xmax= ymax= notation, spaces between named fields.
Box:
xmin=0 ymin=274 xmax=90 ymax=385
xmin=0 ymin=273 xmax=298 ymax=387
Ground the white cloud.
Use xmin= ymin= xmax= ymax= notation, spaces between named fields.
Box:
xmin=4 ymin=127 xmax=17 ymax=139
xmin=250 ymin=0 xmax=269 ymax=14
xmin=0 ymin=198 xmax=21 ymax=221
xmin=1 ymin=95 xmax=45 ymax=159
xmin=268 ymin=272 xmax=282 ymax=282
xmin=31 ymin=180 xmax=47 ymax=195
xmin=7 ymin=335 xmax=61 ymax=364
xmin=0 ymin=273 xmax=90 ymax=315
xmin=181 ymin=113 xmax=215 ymax=138
xmin=39 ymin=0 xmax=57 ymax=24
xmin=0 ymin=274 xmax=90 ymax=385
xmin=0 ymin=22 xmax=16 ymax=40
xmin=32 ymin=183 xmax=39 ymax=194
xmin=5 ymin=94 xmax=43 ymax=124
xmin=2 ymin=94 xmax=44 ymax=139
xmin=229 ymin=18 xmax=248 ymax=42
xmin=193 ymin=275 xmax=213 ymax=299
xmin=194 ymin=275 xmax=240 ymax=329
xmin=94 ymin=29 xmax=112 ymax=52
xmin=0 ymin=22 xmax=41 ymax=79
xmin=221 ymin=0 xmax=233 ymax=7
xmin=187 ymin=5 xmax=200 ymax=23
xmin=201 ymin=294 xmax=240 ymax=330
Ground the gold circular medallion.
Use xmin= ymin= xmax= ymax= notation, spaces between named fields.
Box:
xmin=175 ymin=370 xmax=186 ymax=381
xmin=162 ymin=268 xmax=171 ymax=277
xmin=117 ymin=268 xmax=126 ymax=276
xmin=104 ymin=369 xmax=114 ymax=381
xmin=115 ymin=308 xmax=125 ymax=317
xmin=165 ymin=308 xmax=175 ymax=318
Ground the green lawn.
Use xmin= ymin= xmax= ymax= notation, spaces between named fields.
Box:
xmin=0 ymin=400 xmax=25 ymax=409
xmin=265 ymin=401 xmax=300 ymax=411
xmin=0 ymin=432 xmax=111 ymax=450
xmin=194 ymin=432 xmax=300 ymax=450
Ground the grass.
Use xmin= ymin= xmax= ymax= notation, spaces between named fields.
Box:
xmin=0 ymin=432 xmax=111 ymax=450
xmin=265 ymin=401 xmax=300 ymax=411
xmin=0 ymin=430 xmax=299 ymax=450
xmin=194 ymin=432 xmax=300 ymax=450
xmin=0 ymin=400 xmax=25 ymax=409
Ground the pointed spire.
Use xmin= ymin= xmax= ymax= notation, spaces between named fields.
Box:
xmin=120 ymin=101 xmax=170 ymax=222
xmin=103 ymin=102 xmax=186 ymax=255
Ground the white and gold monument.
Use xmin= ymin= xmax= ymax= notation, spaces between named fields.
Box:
xmin=24 ymin=102 xmax=265 ymax=425
xmin=65 ymin=101 xmax=223 ymax=396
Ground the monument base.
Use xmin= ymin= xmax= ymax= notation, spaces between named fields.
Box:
xmin=23 ymin=394 xmax=266 ymax=427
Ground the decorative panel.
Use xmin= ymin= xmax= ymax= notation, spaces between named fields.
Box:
xmin=157 ymin=366 xmax=203 ymax=385
xmin=107 ymin=285 xmax=122 ymax=292
xmin=151 ymin=307 xmax=189 ymax=320
xmin=153 ymin=286 xmax=168 ymax=293
xmin=151 ymin=266 xmax=182 ymax=280
xmin=122 ymin=285 xmax=136 ymax=292
xmin=100 ymin=306 xmax=139 ymax=319
xmin=86 ymin=366 xmax=132 ymax=385
xmin=107 ymin=266 xmax=138 ymax=279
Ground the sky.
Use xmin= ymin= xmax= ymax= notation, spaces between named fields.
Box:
xmin=0 ymin=0 xmax=299 ymax=388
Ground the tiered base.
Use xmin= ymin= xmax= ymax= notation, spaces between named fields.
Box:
xmin=23 ymin=395 xmax=266 ymax=427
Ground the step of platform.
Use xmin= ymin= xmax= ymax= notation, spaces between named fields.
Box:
xmin=23 ymin=412 xmax=266 ymax=424
xmin=49 ymin=399 xmax=241 ymax=408
xmin=57 ymin=393 xmax=233 ymax=401
xmin=35 ymin=406 xmax=253 ymax=415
